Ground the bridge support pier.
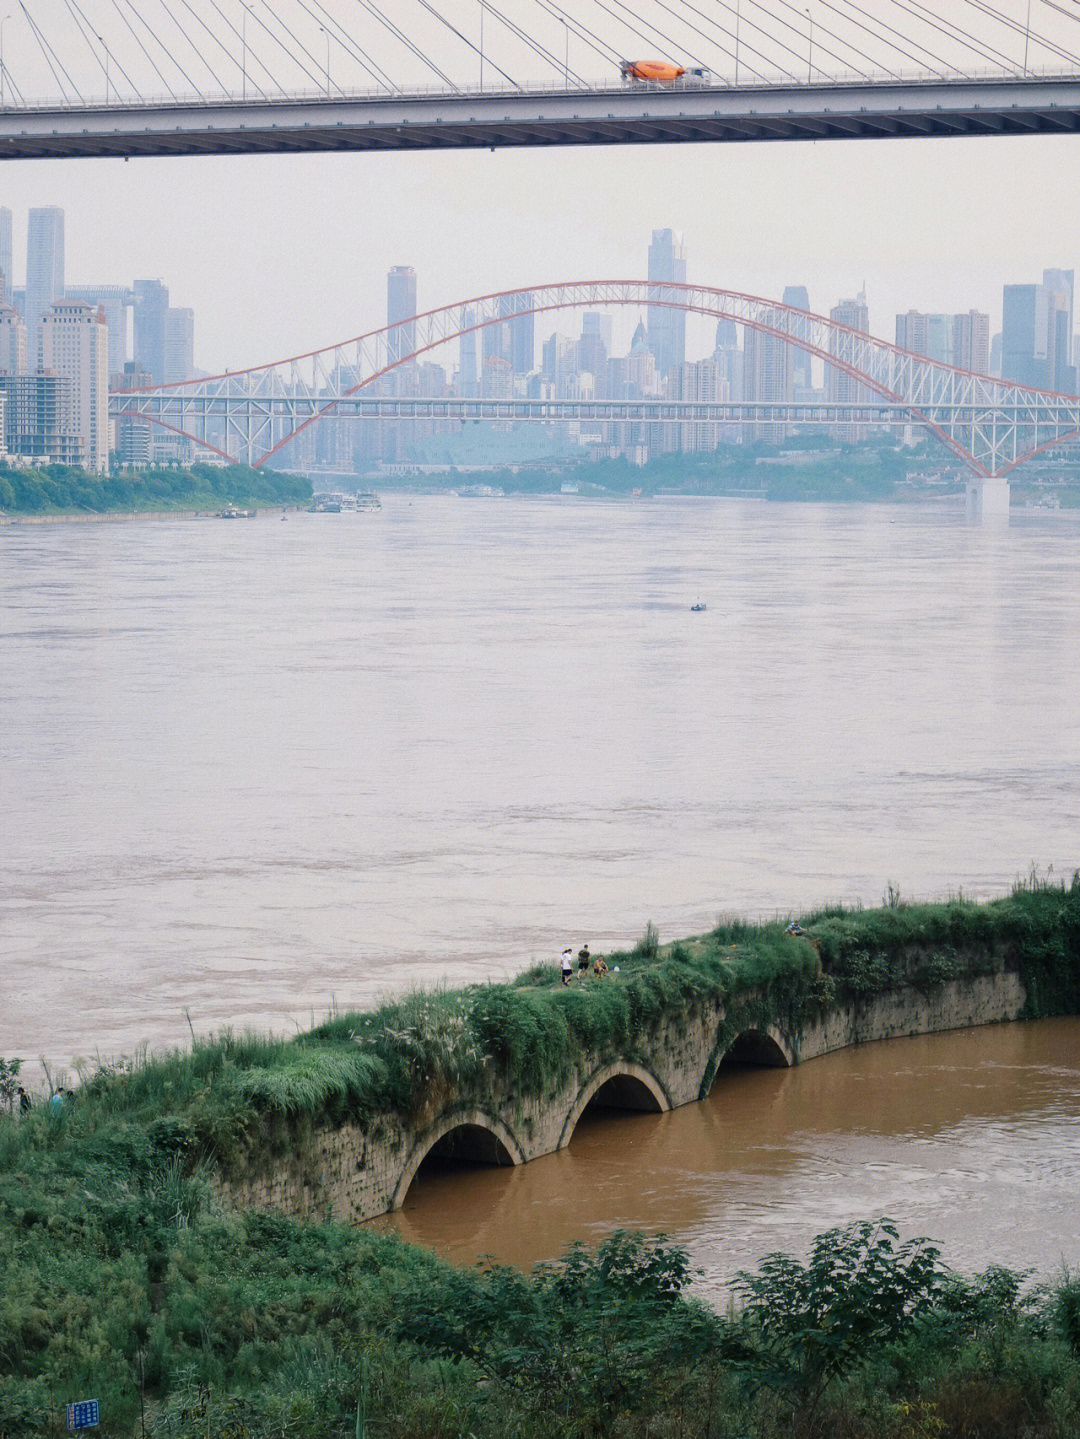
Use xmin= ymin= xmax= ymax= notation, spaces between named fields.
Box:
xmin=965 ymin=477 xmax=1010 ymax=524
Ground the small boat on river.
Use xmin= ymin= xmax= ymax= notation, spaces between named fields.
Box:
xmin=691 ymin=601 xmax=707 ymax=612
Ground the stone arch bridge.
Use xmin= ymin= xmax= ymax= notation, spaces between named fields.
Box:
xmin=221 ymin=968 xmax=1023 ymax=1223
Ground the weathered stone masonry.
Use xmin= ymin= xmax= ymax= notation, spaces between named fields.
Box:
xmin=218 ymin=968 xmax=1026 ymax=1223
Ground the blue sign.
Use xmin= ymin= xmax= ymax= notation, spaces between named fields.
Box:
xmin=67 ymin=1401 xmax=100 ymax=1430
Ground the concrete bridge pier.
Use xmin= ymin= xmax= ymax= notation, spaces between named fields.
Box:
xmin=965 ymin=477 xmax=1010 ymax=524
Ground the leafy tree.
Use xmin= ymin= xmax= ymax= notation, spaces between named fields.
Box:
xmin=732 ymin=1219 xmax=948 ymax=1435
xmin=0 ymin=1057 xmax=21 ymax=1113
xmin=400 ymin=1229 xmax=719 ymax=1434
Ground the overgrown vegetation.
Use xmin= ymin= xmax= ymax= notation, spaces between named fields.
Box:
xmin=0 ymin=462 xmax=310 ymax=515
xmin=2 ymin=879 xmax=1080 ymax=1435
xmin=4 ymin=1168 xmax=1080 ymax=1439
xmin=5 ymin=878 xmax=1078 ymax=1183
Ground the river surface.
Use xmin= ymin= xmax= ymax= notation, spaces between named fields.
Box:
xmin=4 ymin=494 xmax=1080 ymax=1277
xmin=2 ymin=495 xmax=1079 ymax=1074
xmin=376 ymin=1017 xmax=1080 ymax=1294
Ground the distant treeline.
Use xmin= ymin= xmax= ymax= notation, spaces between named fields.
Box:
xmin=378 ymin=436 xmax=942 ymax=502
xmin=0 ymin=462 xmax=311 ymax=515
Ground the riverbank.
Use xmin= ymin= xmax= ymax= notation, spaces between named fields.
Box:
xmin=0 ymin=460 xmax=310 ymax=520
xmin=2 ymin=503 xmax=306 ymax=525
xmin=3 ymin=881 xmax=1080 ymax=1435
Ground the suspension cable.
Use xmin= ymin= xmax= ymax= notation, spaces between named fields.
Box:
xmin=18 ymin=2 xmax=84 ymax=101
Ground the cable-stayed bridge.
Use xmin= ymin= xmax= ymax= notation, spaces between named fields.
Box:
xmin=110 ymin=281 xmax=1080 ymax=478
xmin=3 ymin=1 xmax=1080 ymax=159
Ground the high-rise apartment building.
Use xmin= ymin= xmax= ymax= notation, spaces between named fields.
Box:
xmin=951 ymin=311 xmax=990 ymax=374
xmin=895 ymin=310 xmax=951 ymax=364
xmin=26 ymin=207 xmax=65 ymax=343
xmin=38 ymin=298 xmax=109 ymax=472
xmin=387 ymin=266 xmax=417 ymax=363
xmin=668 ymin=357 xmax=727 ymax=452
xmin=133 ymin=279 xmax=170 ymax=385
xmin=743 ymin=310 xmax=794 ymax=441
xmin=0 ymin=372 xmax=81 ymax=464
xmin=164 ymin=307 xmax=195 ymax=383
xmin=0 ymin=208 xmax=12 ymax=302
xmin=0 ymin=301 xmax=27 ymax=374
xmin=647 ymin=229 xmax=687 ymax=381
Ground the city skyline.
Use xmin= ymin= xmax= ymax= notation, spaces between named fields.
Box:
xmin=0 ymin=127 xmax=1076 ymax=373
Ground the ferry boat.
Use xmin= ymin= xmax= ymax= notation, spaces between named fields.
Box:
xmin=217 ymin=505 xmax=257 ymax=519
xmin=356 ymin=491 xmax=381 ymax=510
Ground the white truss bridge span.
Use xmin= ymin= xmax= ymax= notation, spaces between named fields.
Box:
xmin=110 ymin=282 xmax=1080 ymax=478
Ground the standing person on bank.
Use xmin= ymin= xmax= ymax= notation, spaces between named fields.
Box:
xmin=560 ymin=948 xmax=574 ymax=985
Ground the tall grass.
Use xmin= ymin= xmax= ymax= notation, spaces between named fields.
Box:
xmin=4 ymin=878 xmax=1078 ymax=1181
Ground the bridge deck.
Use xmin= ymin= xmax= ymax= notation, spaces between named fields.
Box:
xmin=4 ymin=74 xmax=1080 ymax=161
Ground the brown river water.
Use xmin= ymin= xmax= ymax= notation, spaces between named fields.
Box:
xmin=2 ymin=496 xmax=1079 ymax=1279
xmin=378 ymin=1017 xmax=1080 ymax=1295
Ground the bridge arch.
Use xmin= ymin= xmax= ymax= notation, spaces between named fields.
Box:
xmin=112 ymin=281 xmax=1080 ymax=477
xmin=392 ymin=1108 xmax=525 ymax=1210
xmin=699 ymin=1027 xmax=794 ymax=1099
xmin=558 ymin=1060 xmax=672 ymax=1149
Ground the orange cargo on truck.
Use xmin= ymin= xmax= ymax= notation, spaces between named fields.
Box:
xmin=620 ymin=59 xmax=686 ymax=82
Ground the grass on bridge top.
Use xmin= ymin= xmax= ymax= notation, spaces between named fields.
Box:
xmin=3 ymin=874 xmax=1080 ymax=1439
xmin=3 ymin=873 xmax=1078 ymax=1187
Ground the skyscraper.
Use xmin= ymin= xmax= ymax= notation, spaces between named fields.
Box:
xmin=459 ymin=307 xmax=478 ymax=397
xmin=578 ymin=313 xmax=612 ymax=393
xmin=1002 ymin=284 xmax=1051 ymax=389
xmin=164 ymin=307 xmax=195 ymax=384
xmin=38 ymin=298 xmax=109 ymax=472
xmin=26 ymin=207 xmax=65 ymax=342
xmin=647 ymin=229 xmax=687 ymax=383
xmin=782 ymin=286 xmax=812 ymax=391
xmin=509 ymin=292 xmax=535 ymax=376
xmin=1043 ymin=270 xmax=1075 ymax=391
xmin=0 ymin=208 xmax=12 ymax=302
xmin=133 ymin=279 xmax=170 ymax=385
xmin=828 ymin=292 xmax=870 ymax=440
xmin=712 ymin=318 xmax=741 ymax=402
xmin=387 ymin=266 xmax=417 ymax=363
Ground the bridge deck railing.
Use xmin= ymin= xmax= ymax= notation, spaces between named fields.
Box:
xmin=5 ymin=62 xmax=1077 ymax=115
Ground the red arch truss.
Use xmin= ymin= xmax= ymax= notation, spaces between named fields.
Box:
xmin=110 ymin=282 xmax=1080 ymax=477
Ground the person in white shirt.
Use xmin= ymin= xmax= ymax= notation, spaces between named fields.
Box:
xmin=560 ymin=948 xmax=574 ymax=985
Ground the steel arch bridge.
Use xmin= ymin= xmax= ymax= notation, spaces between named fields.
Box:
xmin=110 ymin=281 xmax=1080 ymax=477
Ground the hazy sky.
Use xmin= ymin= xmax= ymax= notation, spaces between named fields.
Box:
xmin=3 ymin=0 xmax=1078 ymax=372
xmin=3 ymin=128 xmax=1075 ymax=373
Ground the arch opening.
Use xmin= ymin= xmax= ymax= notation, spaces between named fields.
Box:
xmin=560 ymin=1062 xmax=671 ymax=1148
xmin=585 ymin=1072 xmax=666 ymax=1116
xmin=420 ymin=1123 xmax=516 ymax=1169
xmin=719 ymin=1030 xmax=791 ymax=1072
xmin=393 ymin=1114 xmax=523 ymax=1209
